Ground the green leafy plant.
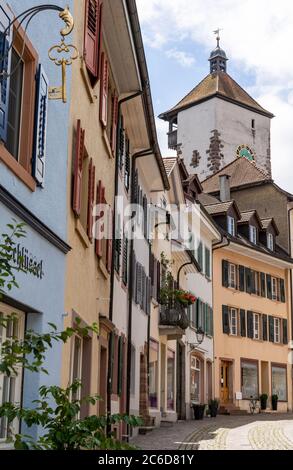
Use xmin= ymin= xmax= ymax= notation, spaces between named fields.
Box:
xmin=271 ymin=394 xmax=278 ymax=411
xmin=0 ymin=223 xmax=142 ymax=449
xmin=260 ymin=393 xmax=268 ymax=410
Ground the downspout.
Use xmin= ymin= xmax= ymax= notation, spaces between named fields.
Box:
xmin=288 ymin=207 xmax=293 ymax=411
xmin=126 ymin=148 xmax=154 ymax=440
xmin=107 ymin=90 xmax=143 ymax=436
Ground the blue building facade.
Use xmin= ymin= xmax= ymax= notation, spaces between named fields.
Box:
xmin=0 ymin=0 xmax=73 ymax=443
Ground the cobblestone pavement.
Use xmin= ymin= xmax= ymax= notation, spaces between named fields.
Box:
xmin=132 ymin=414 xmax=293 ymax=450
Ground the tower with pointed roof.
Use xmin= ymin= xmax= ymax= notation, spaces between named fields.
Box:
xmin=159 ymin=34 xmax=274 ymax=181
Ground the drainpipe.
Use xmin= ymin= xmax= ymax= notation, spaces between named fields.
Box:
xmin=106 ymin=90 xmax=143 ymax=436
xmin=288 ymin=207 xmax=293 ymax=411
xmin=126 ymin=148 xmax=154 ymax=440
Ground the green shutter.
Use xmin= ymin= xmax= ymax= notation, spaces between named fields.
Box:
xmin=260 ymin=273 xmax=266 ymax=297
xmin=222 ymin=305 xmax=229 ymax=334
xmin=222 ymin=260 xmax=229 ymax=288
xmin=262 ymin=315 xmax=268 ymax=341
xmin=283 ymin=319 xmax=288 ymax=345
xmin=266 ymin=275 xmax=272 ymax=300
xmin=245 ymin=268 xmax=252 ymax=294
xmin=239 ymin=266 xmax=245 ymax=291
xmin=247 ymin=311 xmax=253 ymax=338
xmin=210 ymin=308 xmax=214 ymax=337
xmin=269 ymin=316 xmax=274 ymax=342
xmin=205 ymin=247 xmax=211 ymax=278
xmin=240 ymin=309 xmax=246 ymax=337
xmin=198 ymin=242 xmax=203 ymax=271
xmin=280 ymin=279 xmax=286 ymax=303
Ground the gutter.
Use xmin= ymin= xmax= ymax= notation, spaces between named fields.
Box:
xmin=125 ymin=0 xmax=169 ymax=191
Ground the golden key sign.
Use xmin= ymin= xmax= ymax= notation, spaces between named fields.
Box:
xmin=48 ymin=6 xmax=78 ymax=103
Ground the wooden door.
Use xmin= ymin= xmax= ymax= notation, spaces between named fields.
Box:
xmin=220 ymin=362 xmax=230 ymax=403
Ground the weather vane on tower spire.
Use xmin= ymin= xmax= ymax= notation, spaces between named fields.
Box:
xmin=213 ymin=28 xmax=222 ymax=48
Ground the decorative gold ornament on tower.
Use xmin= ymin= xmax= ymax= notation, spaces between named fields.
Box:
xmin=48 ymin=5 xmax=78 ymax=103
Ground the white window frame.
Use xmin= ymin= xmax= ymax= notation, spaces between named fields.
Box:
xmin=227 ymin=216 xmax=235 ymax=236
xmin=272 ymin=277 xmax=278 ymax=301
xmin=274 ymin=318 xmax=280 ymax=343
xmin=229 ymin=308 xmax=238 ymax=336
xmin=267 ymin=233 xmax=274 ymax=251
xmin=253 ymin=313 xmax=260 ymax=340
xmin=249 ymin=225 xmax=257 ymax=244
xmin=0 ymin=305 xmax=25 ymax=443
xmin=70 ymin=334 xmax=84 ymax=413
xmin=228 ymin=263 xmax=237 ymax=289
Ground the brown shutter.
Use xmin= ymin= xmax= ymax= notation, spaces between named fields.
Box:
xmin=73 ymin=120 xmax=85 ymax=216
xmin=97 ymin=1 xmax=103 ymax=79
xmin=99 ymin=52 xmax=109 ymax=127
xmin=106 ymin=207 xmax=113 ymax=273
xmin=111 ymin=92 xmax=118 ymax=155
xmin=95 ymin=180 xmax=104 ymax=257
xmin=87 ymin=158 xmax=96 ymax=242
xmin=84 ymin=0 xmax=100 ymax=77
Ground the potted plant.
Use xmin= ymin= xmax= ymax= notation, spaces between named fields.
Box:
xmin=208 ymin=399 xmax=219 ymax=418
xmin=192 ymin=403 xmax=206 ymax=420
xmin=260 ymin=393 xmax=268 ymax=410
xmin=272 ymin=394 xmax=278 ymax=411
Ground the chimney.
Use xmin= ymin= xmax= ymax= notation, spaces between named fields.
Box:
xmin=219 ymin=175 xmax=231 ymax=202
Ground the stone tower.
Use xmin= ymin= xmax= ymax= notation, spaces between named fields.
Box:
xmin=159 ymin=34 xmax=274 ymax=181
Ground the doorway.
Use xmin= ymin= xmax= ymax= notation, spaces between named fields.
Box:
xmin=220 ymin=361 xmax=231 ymax=403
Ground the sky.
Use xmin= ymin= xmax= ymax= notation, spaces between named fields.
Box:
xmin=136 ymin=0 xmax=293 ymax=193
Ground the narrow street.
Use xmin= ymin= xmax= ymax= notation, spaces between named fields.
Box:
xmin=132 ymin=414 xmax=293 ymax=450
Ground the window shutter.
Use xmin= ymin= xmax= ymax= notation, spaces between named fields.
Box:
xmin=124 ymin=137 xmax=130 ymax=191
xmin=122 ymin=235 xmax=128 ymax=285
xmin=245 ymin=268 xmax=252 ymax=294
xmin=118 ymin=114 xmax=124 ymax=171
xmin=260 ymin=272 xmax=266 ymax=297
xmin=240 ymin=309 xmax=246 ymax=337
xmin=283 ymin=319 xmax=288 ymax=345
xmin=0 ymin=3 xmax=13 ymax=143
xmin=114 ymin=213 xmax=122 ymax=273
xmin=222 ymin=305 xmax=229 ymax=335
xmin=280 ymin=279 xmax=286 ymax=303
xmin=99 ymin=52 xmax=109 ymax=127
xmin=84 ymin=0 xmax=101 ymax=77
xmin=111 ymin=92 xmax=118 ymax=155
xmin=250 ymin=270 xmax=256 ymax=295
xmin=205 ymin=248 xmax=211 ymax=278
xmin=262 ymin=315 xmax=268 ymax=341
xmin=118 ymin=336 xmax=124 ymax=396
xmin=141 ymin=269 xmax=146 ymax=310
xmin=32 ymin=65 xmax=49 ymax=187
xmin=149 ymin=253 xmax=154 ymax=286
xmin=95 ymin=180 xmax=104 ymax=257
xmin=143 ymin=195 xmax=148 ymax=239
xmin=269 ymin=315 xmax=274 ymax=342
xmin=106 ymin=207 xmax=113 ymax=273
xmin=197 ymin=242 xmax=203 ymax=271
xmin=156 ymin=261 xmax=161 ymax=302
xmin=146 ymin=277 xmax=151 ymax=315
xmin=132 ymin=251 xmax=137 ymax=302
xmin=247 ymin=311 xmax=253 ymax=339
xmin=222 ymin=260 xmax=229 ymax=288
xmin=239 ymin=265 xmax=245 ymax=291
xmin=87 ymin=158 xmax=96 ymax=242
xmin=73 ymin=120 xmax=85 ymax=216
xmin=266 ymin=274 xmax=272 ymax=300
xmin=210 ymin=308 xmax=214 ymax=337
xmin=108 ymin=331 xmax=115 ymax=394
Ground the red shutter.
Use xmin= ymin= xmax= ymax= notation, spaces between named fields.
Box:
xmin=84 ymin=0 xmax=100 ymax=77
xmin=106 ymin=207 xmax=113 ymax=273
xmin=73 ymin=120 xmax=85 ymax=216
xmin=99 ymin=52 xmax=109 ymax=127
xmin=97 ymin=1 xmax=104 ymax=79
xmin=111 ymin=92 xmax=118 ymax=155
xmin=95 ymin=180 xmax=105 ymax=257
xmin=87 ymin=158 xmax=96 ymax=242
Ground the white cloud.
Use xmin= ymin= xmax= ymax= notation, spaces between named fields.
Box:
xmin=136 ymin=0 xmax=293 ymax=192
xmin=165 ymin=48 xmax=195 ymax=68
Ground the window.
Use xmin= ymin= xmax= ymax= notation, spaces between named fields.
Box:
xmin=267 ymin=233 xmax=274 ymax=251
xmin=229 ymin=308 xmax=238 ymax=336
xmin=253 ymin=313 xmax=260 ymax=340
xmin=190 ymin=356 xmax=201 ymax=403
xmin=249 ymin=225 xmax=257 ymax=244
xmin=227 ymin=216 xmax=235 ymax=236
xmin=228 ymin=263 xmax=237 ymax=289
xmin=274 ymin=318 xmax=281 ymax=343
xmin=241 ymin=361 xmax=258 ymax=399
xmin=0 ymin=309 xmax=25 ymax=441
xmin=71 ymin=335 xmax=83 ymax=405
xmin=251 ymin=119 xmax=255 ymax=130
xmin=167 ymin=350 xmax=175 ymax=410
xmin=0 ymin=10 xmax=41 ymax=190
xmin=272 ymin=277 xmax=278 ymax=301
xmin=272 ymin=366 xmax=287 ymax=401
xmin=149 ymin=340 xmax=159 ymax=408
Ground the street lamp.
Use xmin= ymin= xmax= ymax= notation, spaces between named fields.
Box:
xmin=188 ymin=327 xmax=205 ymax=350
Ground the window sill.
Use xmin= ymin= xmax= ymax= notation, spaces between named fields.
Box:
xmin=103 ymin=130 xmax=114 ymax=159
xmin=80 ymin=57 xmax=98 ymax=104
xmin=0 ymin=143 xmax=36 ymax=191
xmin=75 ymin=219 xmax=90 ymax=248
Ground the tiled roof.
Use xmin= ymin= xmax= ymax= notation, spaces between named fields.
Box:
xmin=202 ymin=157 xmax=271 ymax=193
xmin=205 ymin=201 xmax=234 ymax=215
xmin=160 ymin=72 xmax=274 ymax=119
xmin=163 ymin=157 xmax=177 ymax=177
xmin=261 ymin=218 xmax=280 ymax=235
xmin=198 ymin=193 xmax=219 ymax=205
xmin=239 ymin=210 xmax=256 ymax=223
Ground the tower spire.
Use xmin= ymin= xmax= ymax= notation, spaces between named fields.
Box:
xmin=209 ymin=28 xmax=228 ymax=73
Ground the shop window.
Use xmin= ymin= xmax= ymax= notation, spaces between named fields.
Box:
xmin=149 ymin=340 xmax=159 ymax=409
xmin=241 ymin=360 xmax=258 ymax=399
xmin=272 ymin=365 xmax=287 ymax=401
xmin=167 ymin=350 xmax=175 ymax=410
xmin=190 ymin=356 xmax=201 ymax=404
xmin=0 ymin=309 xmax=25 ymax=441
